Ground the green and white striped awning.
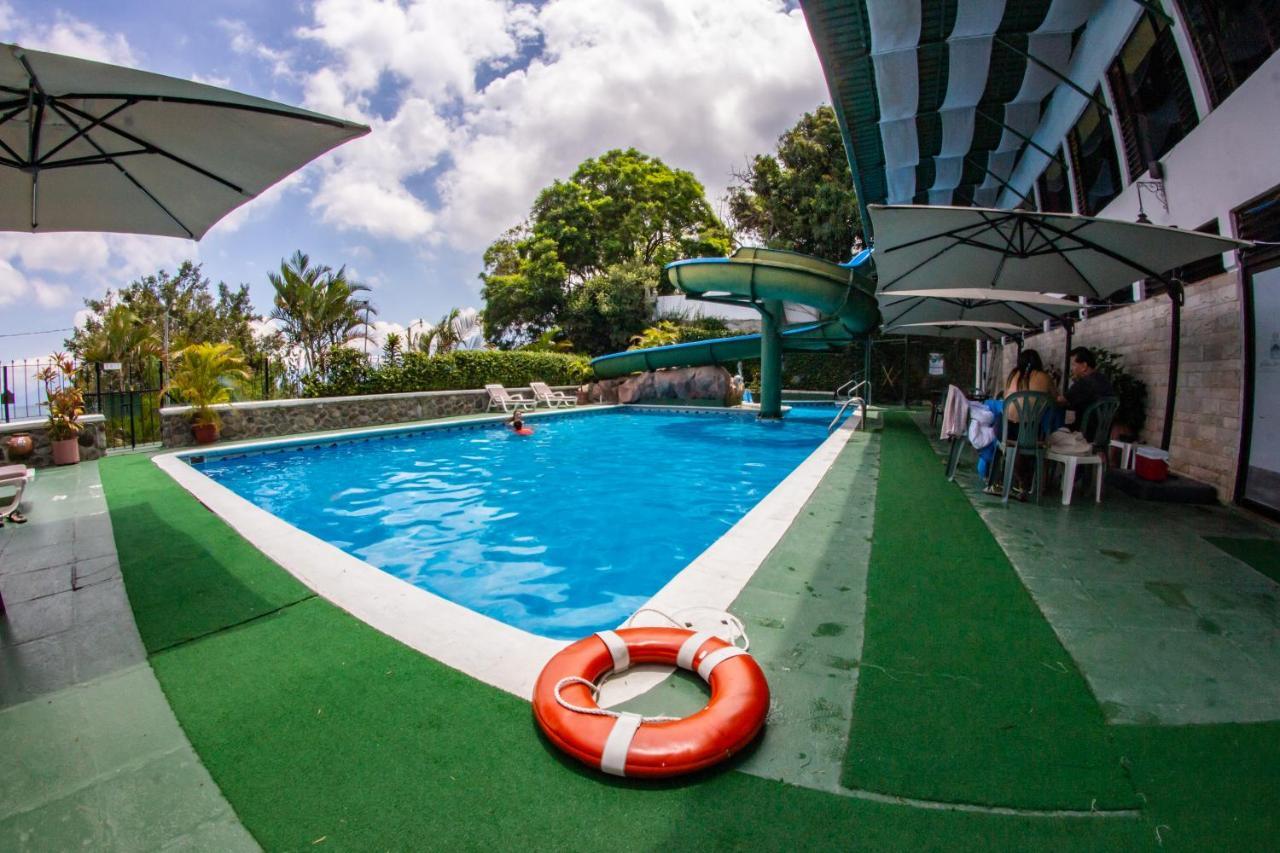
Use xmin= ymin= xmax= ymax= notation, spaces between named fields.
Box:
xmin=800 ymin=0 xmax=1106 ymax=228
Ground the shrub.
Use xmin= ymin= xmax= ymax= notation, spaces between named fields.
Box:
xmin=302 ymin=349 xmax=591 ymax=397
xmin=1093 ymin=347 xmax=1147 ymax=433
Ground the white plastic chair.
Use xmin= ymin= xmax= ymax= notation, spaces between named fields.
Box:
xmin=530 ymin=382 xmax=577 ymax=408
xmin=0 ymin=463 xmax=34 ymax=526
xmin=1046 ymin=398 xmax=1120 ymax=506
xmin=485 ymin=384 xmax=536 ymax=413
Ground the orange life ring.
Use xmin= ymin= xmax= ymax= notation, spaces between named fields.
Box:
xmin=515 ymin=427 xmax=534 ymax=435
xmin=532 ymin=627 xmax=769 ymax=778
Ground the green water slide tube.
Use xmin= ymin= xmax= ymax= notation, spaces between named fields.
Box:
xmin=590 ymin=247 xmax=880 ymax=416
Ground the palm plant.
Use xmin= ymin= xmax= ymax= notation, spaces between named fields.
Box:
xmin=381 ymin=332 xmax=403 ymax=366
xmin=80 ymin=304 xmax=161 ymax=387
xmin=628 ymin=321 xmax=681 ymax=350
xmin=434 ymin=308 xmax=462 ymax=355
xmin=168 ymin=342 xmax=250 ymax=428
xmin=268 ymin=250 xmax=375 ymax=376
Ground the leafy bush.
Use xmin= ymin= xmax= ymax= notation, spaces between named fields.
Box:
xmin=302 ymin=348 xmax=590 ymax=398
xmin=1093 ymin=347 xmax=1147 ymax=433
xmin=302 ymin=346 xmax=372 ymax=397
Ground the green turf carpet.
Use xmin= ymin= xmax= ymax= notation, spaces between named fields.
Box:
xmin=100 ymin=454 xmax=312 ymax=653
xmin=99 ymin=453 xmax=1154 ymax=851
xmin=842 ymin=412 xmax=1137 ymax=810
xmin=1204 ymin=536 xmax=1280 ymax=585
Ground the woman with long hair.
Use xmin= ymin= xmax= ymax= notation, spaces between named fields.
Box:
xmin=993 ymin=348 xmax=1055 ymax=499
xmin=1004 ymin=349 xmax=1055 ymax=400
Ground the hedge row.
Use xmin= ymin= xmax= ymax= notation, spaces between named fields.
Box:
xmin=302 ymin=349 xmax=592 ymax=398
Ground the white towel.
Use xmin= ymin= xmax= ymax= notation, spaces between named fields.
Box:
xmin=940 ymin=385 xmax=970 ymax=439
xmin=967 ymin=403 xmax=995 ymax=449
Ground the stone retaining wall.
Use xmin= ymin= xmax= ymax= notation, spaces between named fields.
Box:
xmin=995 ymin=269 xmax=1243 ymax=499
xmin=159 ymin=387 xmax=575 ymax=448
xmin=0 ymin=415 xmax=108 ymax=469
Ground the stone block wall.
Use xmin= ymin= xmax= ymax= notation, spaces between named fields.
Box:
xmin=0 ymin=415 xmax=108 ymax=469
xmin=159 ymin=387 xmax=573 ymax=448
xmin=995 ymin=270 xmax=1244 ymax=499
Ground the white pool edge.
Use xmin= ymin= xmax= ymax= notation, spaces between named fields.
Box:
xmin=152 ymin=404 xmax=861 ymax=702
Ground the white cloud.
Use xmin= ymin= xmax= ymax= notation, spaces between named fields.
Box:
xmin=190 ymin=72 xmax=233 ymax=88
xmin=0 ymin=232 xmax=194 ymax=316
xmin=296 ymin=0 xmax=827 ymax=250
xmin=0 ymin=258 xmax=71 ymax=309
xmin=0 ymin=6 xmax=136 ymax=65
xmin=218 ymin=18 xmax=296 ymax=80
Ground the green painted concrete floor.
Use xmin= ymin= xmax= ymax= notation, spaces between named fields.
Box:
xmin=0 ymin=462 xmax=257 ymax=851
xmin=618 ymin=421 xmax=880 ymax=793
xmin=5 ymin=407 xmax=1280 ymax=846
xmin=917 ymin=411 xmax=1280 ymax=726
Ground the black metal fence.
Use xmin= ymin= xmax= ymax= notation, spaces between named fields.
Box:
xmin=3 ymin=355 xmax=287 ymax=449
xmin=2 ymin=358 xmax=165 ymax=450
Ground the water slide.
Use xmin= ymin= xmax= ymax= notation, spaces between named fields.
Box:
xmin=589 ymin=247 xmax=881 ymax=416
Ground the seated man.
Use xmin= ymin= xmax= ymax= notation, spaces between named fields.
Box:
xmin=1057 ymin=346 xmax=1114 ymax=442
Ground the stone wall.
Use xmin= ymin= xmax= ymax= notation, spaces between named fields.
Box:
xmin=0 ymin=415 xmax=108 ymax=469
xmin=159 ymin=387 xmax=576 ymax=448
xmin=995 ymin=270 xmax=1244 ymax=499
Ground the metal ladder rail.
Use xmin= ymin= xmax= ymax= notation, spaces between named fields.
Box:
xmin=829 ymin=380 xmax=867 ymax=431
xmin=835 ymin=375 xmax=864 ymax=402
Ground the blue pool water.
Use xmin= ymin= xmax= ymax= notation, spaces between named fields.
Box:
xmin=191 ymin=405 xmax=840 ymax=639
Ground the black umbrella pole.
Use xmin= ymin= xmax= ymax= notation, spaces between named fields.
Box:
xmin=1161 ymin=284 xmax=1183 ymax=451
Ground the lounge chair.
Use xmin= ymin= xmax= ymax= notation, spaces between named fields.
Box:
xmin=485 ymin=384 xmax=536 ymax=413
xmin=0 ymin=463 xmax=33 ymax=526
xmin=530 ymin=382 xmax=577 ymax=408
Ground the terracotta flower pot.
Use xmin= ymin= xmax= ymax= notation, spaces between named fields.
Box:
xmin=4 ymin=433 xmax=34 ymax=461
xmin=51 ymin=436 xmax=80 ymax=465
xmin=192 ymin=422 xmax=220 ymax=445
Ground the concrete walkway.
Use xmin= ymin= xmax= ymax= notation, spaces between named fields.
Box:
xmin=915 ymin=411 xmax=1280 ymax=726
xmin=0 ymin=461 xmax=257 ymax=851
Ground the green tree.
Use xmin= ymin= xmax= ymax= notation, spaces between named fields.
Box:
xmin=78 ymin=305 xmax=161 ymax=386
xmin=381 ymin=332 xmax=403 ymax=366
xmin=726 ymin=106 xmax=861 ymax=262
xmin=268 ymin=250 xmax=375 ymax=375
xmin=67 ymin=261 xmax=266 ymax=370
xmin=480 ymin=149 xmax=731 ymax=350
xmin=560 ymin=261 xmax=654 ymax=355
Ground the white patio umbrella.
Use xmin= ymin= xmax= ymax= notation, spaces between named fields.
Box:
xmin=882 ymin=320 xmax=1028 ymax=342
xmin=870 ymin=204 xmax=1246 ymax=299
xmin=1 ymin=43 xmax=369 ymax=239
xmin=869 ymin=204 xmax=1251 ymax=450
xmin=879 ymin=289 xmax=1082 ymax=329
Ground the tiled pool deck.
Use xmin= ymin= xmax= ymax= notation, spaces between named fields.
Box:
xmin=0 ymin=462 xmax=257 ymax=850
xmin=2 ymin=407 xmax=1278 ymax=846
xmin=912 ymin=411 xmax=1280 ymax=726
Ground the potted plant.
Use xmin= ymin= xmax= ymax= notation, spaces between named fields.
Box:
xmin=168 ymin=342 xmax=250 ymax=444
xmin=35 ymin=353 xmax=87 ymax=465
xmin=1094 ymin=348 xmax=1148 ymax=440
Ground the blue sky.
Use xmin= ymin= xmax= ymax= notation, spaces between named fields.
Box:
xmin=0 ymin=0 xmax=828 ymax=363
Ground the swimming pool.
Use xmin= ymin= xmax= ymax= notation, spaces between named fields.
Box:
xmin=189 ymin=405 xmax=842 ymax=639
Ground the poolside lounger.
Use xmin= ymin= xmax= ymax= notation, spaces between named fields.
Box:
xmin=530 ymin=382 xmax=577 ymax=408
xmin=0 ymin=464 xmax=34 ymax=527
xmin=485 ymin=384 xmax=536 ymax=413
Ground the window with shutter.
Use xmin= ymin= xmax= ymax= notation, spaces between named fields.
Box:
xmin=1177 ymin=0 xmax=1280 ymax=108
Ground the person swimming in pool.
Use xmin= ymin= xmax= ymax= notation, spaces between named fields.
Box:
xmin=510 ymin=411 xmax=533 ymax=435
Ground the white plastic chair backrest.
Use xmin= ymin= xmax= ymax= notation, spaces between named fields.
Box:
xmin=486 ymin=384 xmax=512 ymax=401
xmin=530 ymin=381 xmax=552 ymax=398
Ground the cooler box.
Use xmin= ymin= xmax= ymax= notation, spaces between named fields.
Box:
xmin=1134 ymin=447 xmax=1169 ymax=482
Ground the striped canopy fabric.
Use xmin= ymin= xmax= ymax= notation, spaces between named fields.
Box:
xmin=800 ymin=0 xmax=1105 ymax=227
